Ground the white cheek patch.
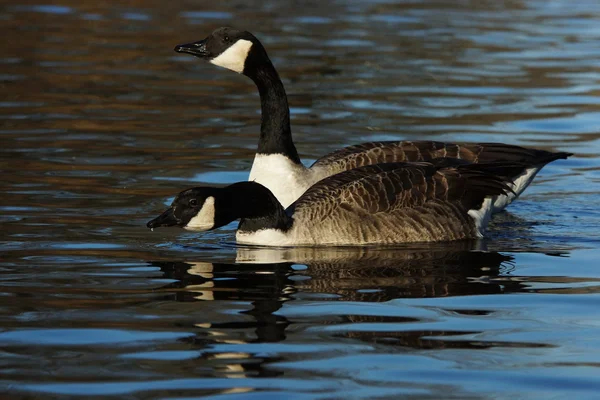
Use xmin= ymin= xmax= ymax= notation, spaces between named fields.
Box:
xmin=210 ymin=39 xmax=253 ymax=73
xmin=185 ymin=196 xmax=216 ymax=231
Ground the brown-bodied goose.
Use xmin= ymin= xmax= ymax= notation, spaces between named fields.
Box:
xmin=174 ymin=27 xmax=572 ymax=210
xmin=147 ymin=161 xmax=522 ymax=246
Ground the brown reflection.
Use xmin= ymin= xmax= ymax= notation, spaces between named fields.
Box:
xmin=147 ymin=245 xmax=523 ymax=351
xmin=152 ymin=243 xmax=521 ymax=304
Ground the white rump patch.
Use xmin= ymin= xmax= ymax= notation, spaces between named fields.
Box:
xmin=185 ymin=196 xmax=215 ymax=231
xmin=492 ymin=167 xmax=540 ymax=213
xmin=210 ymin=39 xmax=253 ymax=73
xmin=248 ymin=153 xmax=313 ymax=208
xmin=468 ymin=197 xmax=493 ymax=237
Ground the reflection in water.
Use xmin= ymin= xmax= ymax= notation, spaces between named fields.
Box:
xmin=150 ymin=245 xmax=520 ymax=348
xmin=141 ymin=246 xmax=539 ymax=381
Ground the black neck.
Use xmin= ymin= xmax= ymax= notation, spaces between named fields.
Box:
xmin=243 ymin=47 xmax=301 ymax=164
xmin=216 ymin=182 xmax=293 ymax=232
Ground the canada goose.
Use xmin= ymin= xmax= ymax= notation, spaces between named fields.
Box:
xmin=147 ymin=160 xmax=522 ymax=246
xmin=174 ymin=27 xmax=572 ymax=209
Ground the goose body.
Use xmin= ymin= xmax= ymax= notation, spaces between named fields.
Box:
xmin=147 ymin=161 xmax=521 ymax=246
xmin=174 ymin=27 xmax=572 ymax=210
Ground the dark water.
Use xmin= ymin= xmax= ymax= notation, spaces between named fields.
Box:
xmin=1 ymin=0 xmax=599 ymax=398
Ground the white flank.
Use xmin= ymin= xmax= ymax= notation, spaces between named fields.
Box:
xmin=468 ymin=197 xmax=493 ymax=238
xmin=236 ymin=228 xmax=293 ymax=246
xmin=185 ymin=196 xmax=216 ymax=231
xmin=248 ymin=153 xmax=315 ymax=208
xmin=210 ymin=39 xmax=253 ymax=73
xmin=492 ymin=167 xmax=540 ymax=212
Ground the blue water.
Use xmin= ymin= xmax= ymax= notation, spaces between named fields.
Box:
xmin=1 ymin=0 xmax=599 ymax=398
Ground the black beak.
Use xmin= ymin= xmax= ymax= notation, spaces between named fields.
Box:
xmin=147 ymin=208 xmax=179 ymax=229
xmin=174 ymin=39 xmax=209 ymax=58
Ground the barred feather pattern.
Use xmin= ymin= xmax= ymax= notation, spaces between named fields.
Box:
xmin=283 ymin=162 xmax=513 ymax=245
xmin=306 ymin=141 xmax=571 ymax=214
xmin=310 ymin=141 xmax=570 ymax=178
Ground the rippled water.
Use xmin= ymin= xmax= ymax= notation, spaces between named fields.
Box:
xmin=2 ymin=0 xmax=599 ymax=398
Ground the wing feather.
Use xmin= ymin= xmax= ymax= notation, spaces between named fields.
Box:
xmin=310 ymin=141 xmax=572 ymax=179
xmin=290 ymin=162 xmax=514 ymax=243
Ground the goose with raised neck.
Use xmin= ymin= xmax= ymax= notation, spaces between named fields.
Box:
xmin=174 ymin=27 xmax=572 ymax=209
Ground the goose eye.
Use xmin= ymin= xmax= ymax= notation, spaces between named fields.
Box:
xmin=189 ymin=199 xmax=198 ymax=207
xmin=223 ymin=35 xmax=229 ymax=42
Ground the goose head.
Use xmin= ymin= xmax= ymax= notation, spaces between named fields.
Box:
xmin=147 ymin=182 xmax=291 ymax=234
xmin=175 ymin=27 xmax=269 ymax=75
xmin=147 ymin=187 xmax=221 ymax=232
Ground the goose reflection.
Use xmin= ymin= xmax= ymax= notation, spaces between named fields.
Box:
xmin=151 ymin=243 xmax=523 ymax=335
xmin=152 ymin=243 xmax=523 ymax=304
xmin=154 ymin=243 xmax=516 ymax=299
xmin=147 ymin=245 xmax=530 ymax=377
xmin=236 ymin=242 xmax=521 ymax=301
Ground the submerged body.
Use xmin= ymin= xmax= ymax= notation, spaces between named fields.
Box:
xmin=147 ymin=161 xmax=520 ymax=246
xmin=175 ymin=27 xmax=572 ymax=209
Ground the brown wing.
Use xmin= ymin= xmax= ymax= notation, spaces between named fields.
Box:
xmin=292 ymin=162 xmax=512 ymax=219
xmin=288 ymin=162 xmax=516 ymax=243
xmin=310 ymin=141 xmax=571 ymax=177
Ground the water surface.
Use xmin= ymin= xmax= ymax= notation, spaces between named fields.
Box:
xmin=1 ymin=0 xmax=599 ymax=398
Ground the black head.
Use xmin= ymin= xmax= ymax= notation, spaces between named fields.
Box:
xmin=147 ymin=182 xmax=292 ymax=235
xmin=147 ymin=187 xmax=222 ymax=231
xmin=174 ymin=27 xmax=269 ymax=75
